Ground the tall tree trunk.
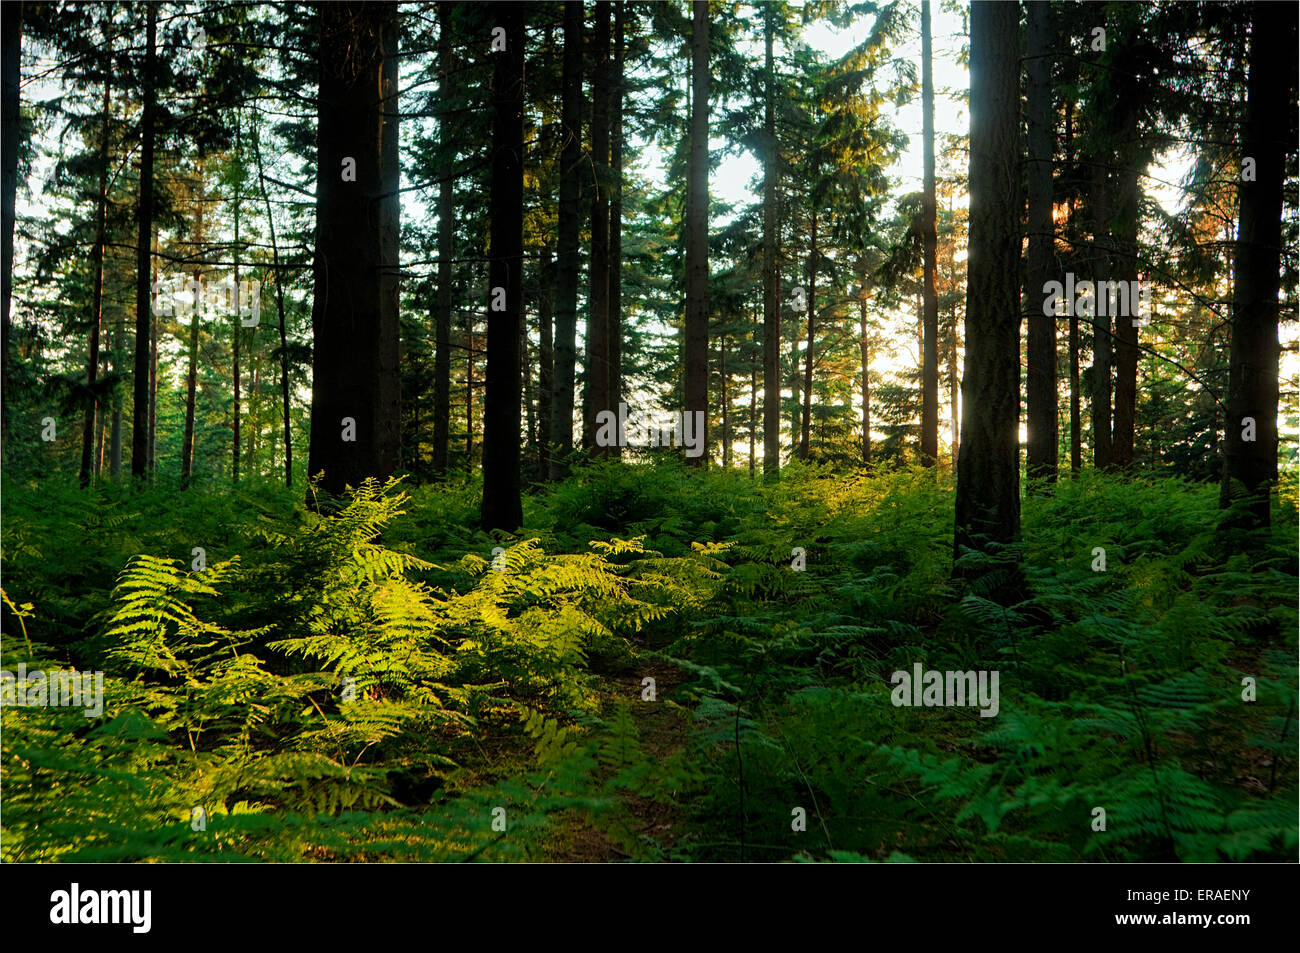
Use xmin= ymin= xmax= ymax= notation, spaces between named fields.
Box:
xmin=481 ymin=3 xmax=525 ymax=532
xmin=181 ymin=267 xmax=201 ymax=488
xmin=80 ymin=77 xmax=111 ymax=488
xmin=1089 ymin=159 xmax=1113 ymax=470
xmin=1220 ymin=2 xmax=1290 ymax=529
xmin=232 ymin=115 xmax=242 ymax=484
xmin=919 ymin=0 xmax=939 ymax=466
xmin=251 ymin=122 xmax=293 ymax=487
xmin=800 ymin=179 xmax=817 ymax=460
xmin=859 ymin=260 xmax=872 ymax=465
xmin=749 ymin=298 xmax=758 ymax=478
xmin=608 ymin=1 xmax=625 ymax=449
xmin=1025 ymin=0 xmax=1057 ymax=481
xmin=549 ymin=0 xmax=583 ymax=479
xmin=721 ymin=334 xmax=730 ymax=467
xmin=1111 ymin=107 xmax=1142 ymax=469
xmin=954 ymin=0 xmax=1021 ymax=561
xmin=1064 ymin=104 xmax=1081 ymax=474
xmin=130 ymin=7 xmax=157 ymax=481
xmin=1 ymin=2 xmax=20 ymax=460
xmin=466 ymin=298 xmax=474 ymax=461
xmin=307 ymin=1 xmax=401 ymax=497
xmin=110 ymin=311 xmax=123 ymax=476
xmin=762 ymin=10 xmax=781 ymax=483
xmin=684 ymin=0 xmax=710 ymax=466
xmin=433 ymin=1 xmax=454 ymax=478
xmin=149 ymin=248 xmax=158 ymax=475
xmin=181 ymin=166 xmax=204 ymax=490
xmin=538 ymin=243 xmax=553 ymax=474
xmin=583 ymin=1 xmax=612 ymax=453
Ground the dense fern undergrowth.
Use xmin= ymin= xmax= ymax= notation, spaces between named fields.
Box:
xmin=2 ymin=462 xmax=1295 ymax=862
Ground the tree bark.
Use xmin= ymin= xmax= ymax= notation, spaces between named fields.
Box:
xmin=583 ymin=1 xmax=612 ymax=452
xmin=306 ymin=1 xmax=402 ymax=498
xmin=1025 ymin=0 xmax=1057 ymax=481
xmin=434 ymin=2 xmax=455 ymax=478
xmin=1220 ymin=2 xmax=1291 ymax=529
xmin=608 ymin=1 xmax=625 ymax=448
xmin=1 ymin=2 xmax=20 ymax=460
xmin=549 ymin=0 xmax=583 ymax=479
xmin=1089 ymin=158 xmax=1112 ymax=470
xmin=130 ymin=7 xmax=156 ymax=481
xmin=684 ymin=0 xmax=710 ymax=466
xmin=251 ymin=121 xmax=293 ymax=487
xmin=919 ymin=0 xmax=939 ymax=466
xmin=762 ymin=10 xmax=781 ymax=483
xmin=800 ymin=176 xmax=817 ymax=460
xmin=954 ymin=1 xmax=1021 ymax=561
xmin=481 ymin=4 xmax=526 ymax=532
xmin=80 ymin=77 xmax=111 ymax=488
xmin=538 ymin=243 xmax=553 ymax=474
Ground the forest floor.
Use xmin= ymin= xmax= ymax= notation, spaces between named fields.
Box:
xmin=1 ymin=460 xmax=1296 ymax=862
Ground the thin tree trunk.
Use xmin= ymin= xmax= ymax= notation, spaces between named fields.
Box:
xmin=749 ymin=298 xmax=758 ymax=478
xmin=721 ymin=334 xmax=730 ymax=468
xmin=80 ymin=77 xmax=111 ymax=488
xmin=919 ymin=0 xmax=939 ymax=466
xmin=538 ymin=243 xmax=553 ymax=474
xmin=480 ymin=3 xmax=525 ymax=532
xmin=181 ymin=167 xmax=204 ymax=490
xmin=583 ymin=1 xmax=612 ymax=452
xmin=608 ymin=1 xmax=625 ymax=450
xmin=762 ymin=10 xmax=780 ymax=483
xmin=1025 ymin=0 xmax=1057 ymax=481
xmin=1090 ymin=157 xmax=1112 ymax=470
xmin=859 ymin=262 xmax=872 ymax=465
xmin=549 ymin=1 xmax=583 ymax=479
xmin=434 ymin=1 xmax=454 ymax=478
xmin=1 ymin=3 xmax=21 ymax=459
xmin=130 ymin=7 xmax=157 ymax=481
xmin=232 ymin=114 xmax=242 ymax=484
xmin=800 ymin=182 xmax=817 ymax=460
xmin=251 ymin=121 xmax=293 ymax=487
xmin=684 ymin=0 xmax=710 ymax=466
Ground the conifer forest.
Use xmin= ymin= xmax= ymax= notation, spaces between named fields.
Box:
xmin=1 ymin=0 xmax=1297 ymax=872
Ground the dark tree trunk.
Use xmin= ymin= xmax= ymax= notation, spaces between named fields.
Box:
xmin=549 ymin=0 xmax=583 ymax=479
xmin=1025 ymin=0 xmax=1057 ymax=481
xmin=1220 ymin=3 xmax=1291 ymax=529
xmin=480 ymin=4 xmax=525 ymax=532
xmin=434 ymin=2 xmax=454 ymax=478
xmin=252 ymin=123 xmax=293 ymax=487
xmin=721 ymin=336 xmax=730 ymax=467
xmin=685 ymin=0 xmax=710 ymax=466
xmin=608 ymin=1 xmax=625 ymax=447
xmin=1 ymin=2 xmax=20 ymax=460
xmin=954 ymin=0 xmax=1021 ymax=561
xmin=130 ymin=8 xmax=157 ymax=481
xmin=181 ymin=267 xmax=200 ymax=488
xmin=80 ymin=78 xmax=111 ymax=488
xmin=800 ymin=180 xmax=817 ymax=460
xmin=1089 ymin=159 xmax=1112 ymax=470
xmin=307 ymin=1 xmax=401 ymax=498
xmin=1064 ymin=102 xmax=1082 ymax=474
xmin=538 ymin=243 xmax=553 ymax=474
xmin=1111 ymin=105 xmax=1142 ymax=469
xmin=762 ymin=10 xmax=780 ymax=483
xmin=583 ymin=1 xmax=612 ymax=452
xmin=919 ymin=0 xmax=939 ymax=466
xmin=859 ymin=260 xmax=872 ymax=465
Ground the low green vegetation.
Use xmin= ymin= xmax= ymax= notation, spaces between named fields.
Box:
xmin=2 ymin=462 xmax=1295 ymax=861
